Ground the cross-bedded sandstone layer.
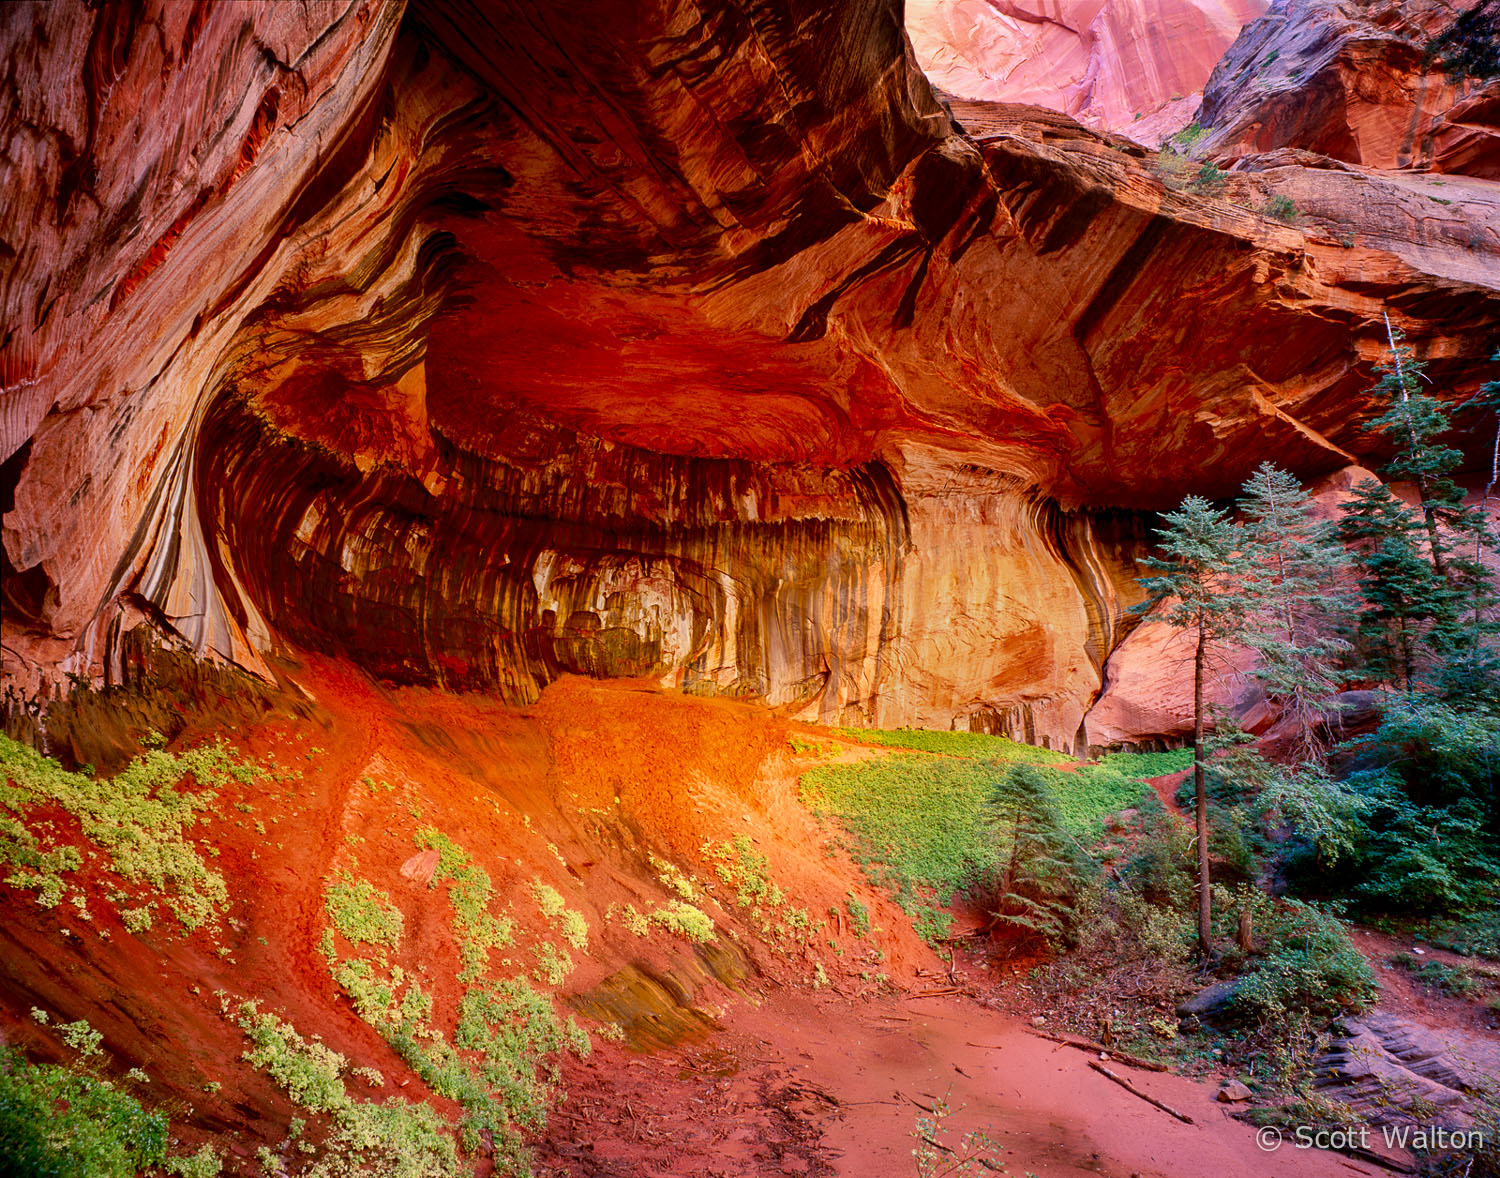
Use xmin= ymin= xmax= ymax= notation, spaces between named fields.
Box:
xmin=3 ymin=0 xmax=1499 ymax=750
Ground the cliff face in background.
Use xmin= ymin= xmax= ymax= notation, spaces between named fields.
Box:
xmin=3 ymin=0 xmax=1500 ymax=751
xmin=1198 ymin=0 xmax=1499 ymax=174
xmin=906 ymin=0 xmax=1269 ymax=145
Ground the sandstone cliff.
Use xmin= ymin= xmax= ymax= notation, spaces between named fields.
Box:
xmin=1197 ymin=0 xmax=1499 ymax=174
xmin=3 ymin=0 xmax=1499 ymax=752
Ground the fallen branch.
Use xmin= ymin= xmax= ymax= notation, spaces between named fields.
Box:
xmin=1026 ymin=1028 xmax=1168 ymax=1072
xmin=909 ymin=987 xmax=961 ymax=998
xmin=1087 ymin=1062 xmax=1194 ymax=1124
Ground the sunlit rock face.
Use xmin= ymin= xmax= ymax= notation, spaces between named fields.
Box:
xmin=3 ymin=0 xmax=1500 ymax=751
xmin=906 ymin=0 xmax=1269 ymax=145
xmin=1198 ymin=0 xmax=1499 ymax=175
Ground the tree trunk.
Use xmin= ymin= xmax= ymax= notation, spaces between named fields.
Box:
xmin=1419 ymin=492 xmax=1448 ymax=579
xmin=1385 ymin=311 xmax=1448 ymax=579
xmin=1194 ymin=624 xmax=1212 ymax=959
xmin=1236 ymin=907 xmax=1254 ymax=953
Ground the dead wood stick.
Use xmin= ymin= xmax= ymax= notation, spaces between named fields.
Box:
xmin=909 ymin=987 xmax=961 ymax=998
xmin=1087 ymin=1062 xmax=1194 ymax=1124
xmin=1026 ymin=1028 xmax=1168 ymax=1072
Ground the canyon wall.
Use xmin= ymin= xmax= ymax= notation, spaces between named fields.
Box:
xmin=907 ymin=0 xmax=1269 ymax=145
xmin=3 ymin=0 xmax=1500 ymax=751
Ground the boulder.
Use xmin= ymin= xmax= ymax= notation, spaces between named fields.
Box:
xmin=1176 ymin=979 xmax=1239 ymax=1019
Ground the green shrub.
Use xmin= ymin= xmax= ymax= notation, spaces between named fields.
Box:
xmin=1431 ymin=909 xmax=1500 ymax=961
xmin=1425 ymin=0 xmax=1500 ymax=80
xmin=531 ymin=942 xmax=573 ymax=987
xmin=1324 ymin=700 xmax=1500 ymax=914
xmin=530 ymin=883 xmax=588 ymax=951
xmin=649 ymin=901 xmax=715 ymax=943
xmin=1190 ymin=161 xmax=1228 ymax=195
xmin=1262 ymin=194 xmax=1298 ymax=223
xmin=163 ymin=1146 xmax=221 ymax=1177
xmin=1125 ymin=795 xmax=1196 ymax=909
xmin=1389 ymin=953 xmax=1484 ymax=997
xmin=235 ymin=1003 xmax=461 ymax=1177
xmin=844 ymin=893 xmax=871 ymax=937
xmin=620 ymin=904 xmax=650 ymax=937
xmin=1172 ymin=121 xmax=1209 ymax=149
xmin=413 ymin=830 xmax=512 ymax=979
xmin=1229 ymin=899 xmax=1377 ymax=1024
xmin=0 ymin=1045 xmax=168 ymax=1177
xmin=706 ymin=834 xmax=784 ymax=909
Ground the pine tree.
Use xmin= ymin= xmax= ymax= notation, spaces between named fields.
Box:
xmin=1365 ymin=314 xmax=1465 ymax=577
xmin=1237 ymin=463 xmax=1354 ymax=762
xmin=1138 ymin=497 xmax=1252 ymax=957
xmin=986 ymin=765 xmax=1084 ymax=951
xmin=1338 ymin=481 xmax=1454 ymax=689
xmin=1443 ymin=351 xmax=1500 ymax=703
xmin=1345 ymin=324 xmax=1499 ymax=695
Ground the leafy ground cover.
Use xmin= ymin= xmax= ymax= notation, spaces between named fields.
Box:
xmin=0 ymin=732 xmax=290 ymax=931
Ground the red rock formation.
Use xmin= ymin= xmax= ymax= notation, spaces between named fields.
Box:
xmin=907 ymin=0 xmax=1269 ymax=145
xmin=1197 ymin=0 xmax=1499 ymax=175
xmin=3 ymin=0 xmax=1499 ymax=752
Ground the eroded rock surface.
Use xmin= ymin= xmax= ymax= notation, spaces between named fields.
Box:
xmin=3 ymin=0 xmax=1500 ymax=749
xmin=1315 ymin=1011 xmax=1500 ymax=1124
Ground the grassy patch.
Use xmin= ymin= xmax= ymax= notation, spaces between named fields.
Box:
xmin=800 ymin=731 xmax=1155 ymax=943
xmin=1039 ymin=764 xmax=1152 ymax=838
xmin=832 ymin=727 xmax=1071 ymax=762
xmin=1096 ymin=748 xmax=1193 ymax=779
xmin=800 ymin=753 xmax=1002 ymax=940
